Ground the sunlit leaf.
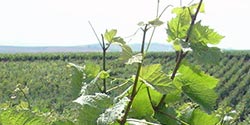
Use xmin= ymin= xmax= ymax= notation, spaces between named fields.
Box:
xmin=75 ymin=93 xmax=112 ymax=125
xmin=113 ymin=37 xmax=126 ymax=45
xmin=191 ymin=42 xmax=222 ymax=64
xmin=99 ymin=70 xmax=110 ymax=79
xmin=172 ymin=3 xmax=205 ymax=15
xmin=137 ymin=21 xmax=145 ymax=26
xmin=97 ymin=97 xmax=130 ymax=124
xmin=85 ymin=62 xmax=101 ymax=82
xmin=176 ymin=64 xmax=219 ymax=113
xmin=104 ymin=29 xmax=117 ymax=43
xmin=166 ymin=15 xmax=190 ymax=42
xmin=79 ymin=72 xmax=104 ymax=95
xmin=177 ymin=63 xmax=218 ymax=89
xmin=189 ymin=3 xmax=205 ymax=14
xmin=190 ymin=21 xmax=224 ymax=45
xmin=126 ymin=53 xmax=143 ymax=65
xmin=182 ymin=84 xmax=218 ymax=113
xmin=140 ymin=64 xmax=172 ymax=94
xmin=189 ymin=109 xmax=220 ymax=125
xmin=118 ymin=44 xmax=133 ymax=63
xmin=129 ymin=84 xmax=154 ymax=119
xmin=149 ymin=18 xmax=164 ymax=27
xmin=0 ymin=109 xmax=48 ymax=125
xmin=68 ymin=63 xmax=84 ymax=98
xmin=173 ymin=39 xmax=182 ymax=51
xmin=68 ymin=63 xmax=101 ymax=98
xmin=164 ymin=89 xmax=181 ymax=104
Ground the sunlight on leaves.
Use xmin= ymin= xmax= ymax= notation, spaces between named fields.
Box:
xmin=176 ymin=64 xmax=219 ymax=113
xmin=104 ymin=29 xmax=117 ymax=43
xmin=97 ymin=97 xmax=130 ymax=124
xmin=126 ymin=53 xmax=143 ymax=65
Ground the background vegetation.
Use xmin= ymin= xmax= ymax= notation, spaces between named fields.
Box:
xmin=0 ymin=51 xmax=249 ymax=124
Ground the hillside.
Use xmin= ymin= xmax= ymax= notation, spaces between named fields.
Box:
xmin=0 ymin=43 xmax=173 ymax=53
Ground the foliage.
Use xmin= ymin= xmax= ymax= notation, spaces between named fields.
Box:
xmin=0 ymin=109 xmax=48 ymax=125
xmin=0 ymin=51 xmax=250 ymax=124
xmin=0 ymin=51 xmax=250 ymax=122
xmin=1 ymin=0 xmax=249 ymax=125
xmin=66 ymin=1 xmax=225 ymax=125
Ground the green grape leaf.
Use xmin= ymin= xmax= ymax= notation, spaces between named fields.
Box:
xmin=189 ymin=3 xmax=205 ymax=14
xmin=126 ymin=53 xmax=143 ymax=65
xmin=97 ymin=97 xmax=130 ymax=124
xmin=167 ymin=4 xmax=210 ymax=45
xmin=68 ymin=63 xmax=84 ymax=98
xmin=182 ymin=84 xmax=218 ymax=113
xmin=140 ymin=64 xmax=173 ymax=94
xmin=166 ymin=15 xmax=190 ymax=42
xmin=190 ymin=21 xmax=224 ymax=45
xmin=129 ymin=84 xmax=154 ymax=119
xmin=179 ymin=103 xmax=195 ymax=122
xmin=99 ymin=70 xmax=110 ymax=79
xmin=176 ymin=64 xmax=218 ymax=113
xmin=0 ymin=109 xmax=48 ymax=125
xmin=149 ymin=18 xmax=164 ymax=27
xmin=137 ymin=21 xmax=145 ymax=26
xmin=79 ymin=71 xmax=107 ymax=95
xmin=147 ymin=87 xmax=164 ymax=106
xmin=166 ymin=18 xmax=179 ymax=42
xmin=118 ymin=44 xmax=133 ymax=63
xmin=173 ymin=39 xmax=182 ymax=51
xmin=189 ymin=109 xmax=220 ymax=125
xmin=154 ymin=106 xmax=179 ymax=125
xmin=128 ymin=83 xmax=163 ymax=107
xmin=191 ymin=42 xmax=222 ymax=64
xmin=75 ymin=93 xmax=112 ymax=125
xmin=177 ymin=63 xmax=218 ymax=89
xmin=104 ymin=29 xmax=117 ymax=43
xmin=79 ymin=82 xmax=100 ymax=96
xmin=113 ymin=37 xmax=126 ymax=45
xmin=164 ymin=89 xmax=181 ymax=104
xmin=68 ymin=63 xmax=101 ymax=98
xmin=171 ymin=7 xmax=184 ymax=14
xmin=111 ymin=37 xmax=134 ymax=63
xmin=172 ymin=3 xmax=205 ymax=15
xmin=85 ymin=62 xmax=101 ymax=82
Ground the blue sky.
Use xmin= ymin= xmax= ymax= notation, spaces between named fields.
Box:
xmin=0 ymin=0 xmax=249 ymax=50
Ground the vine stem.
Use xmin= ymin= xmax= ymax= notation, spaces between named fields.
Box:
xmin=101 ymin=34 xmax=110 ymax=93
xmin=146 ymin=2 xmax=172 ymax=53
xmin=119 ymin=24 xmax=149 ymax=125
xmin=88 ymin=21 xmax=102 ymax=48
xmin=156 ymin=0 xmax=203 ymax=110
xmin=88 ymin=21 xmax=109 ymax=93
xmin=101 ymin=35 xmax=107 ymax=93
xmin=185 ymin=0 xmax=203 ymax=43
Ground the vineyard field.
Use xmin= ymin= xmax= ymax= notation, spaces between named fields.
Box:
xmin=0 ymin=51 xmax=250 ymax=124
